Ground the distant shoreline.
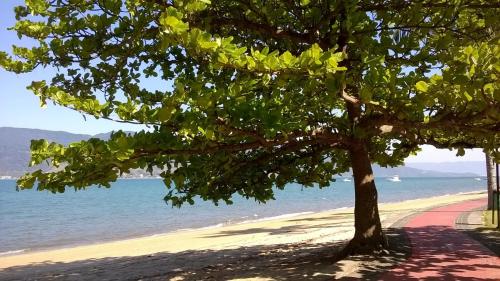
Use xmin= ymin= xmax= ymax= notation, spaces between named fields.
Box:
xmin=0 ymin=175 xmax=487 ymax=181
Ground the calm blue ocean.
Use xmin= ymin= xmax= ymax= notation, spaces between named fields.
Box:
xmin=0 ymin=177 xmax=485 ymax=254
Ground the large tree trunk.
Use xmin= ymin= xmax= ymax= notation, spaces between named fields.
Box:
xmin=486 ymin=153 xmax=496 ymax=210
xmin=344 ymin=143 xmax=387 ymax=254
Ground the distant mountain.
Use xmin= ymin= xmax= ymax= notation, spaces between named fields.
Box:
xmin=92 ymin=132 xmax=115 ymax=140
xmin=0 ymin=127 xmax=92 ymax=177
xmin=371 ymin=165 xmax=478 ymax=178
xmin=0 ymin=127 xmax=145 ymax=178
xmin=0 ymin=127 xmax=482 ymax=178
xmin=405 ymin=161 xmax=486 ymax=176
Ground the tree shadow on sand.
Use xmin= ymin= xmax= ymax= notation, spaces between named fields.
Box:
xmin=0 ymin=228 xmax=409 ymax=281
xmin=201 ymin=221 xmax=350 ymax=238
xmin=0 ymin=226 xmax=497 ymax=281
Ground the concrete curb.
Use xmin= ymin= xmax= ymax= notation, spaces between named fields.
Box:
xmin=456 ymin=205 xmax=500 ymax=256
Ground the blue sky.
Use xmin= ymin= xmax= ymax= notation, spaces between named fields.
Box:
xmin=0 ymin=0 xmax=145 ymax=135
xmin=0 ymin=1 xmax=485 ymax=163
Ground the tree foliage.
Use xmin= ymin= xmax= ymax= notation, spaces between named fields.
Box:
xmin=1 ymin=0 xmax=499 ymax=207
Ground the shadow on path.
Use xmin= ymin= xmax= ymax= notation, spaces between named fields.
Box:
xmin=381 ymin=225 xmax=500 ymax=280
xmin=382 ymin=199 xmax=500 ymax=281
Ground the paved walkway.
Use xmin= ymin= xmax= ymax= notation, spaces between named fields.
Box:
xmin=382 ymin=199 xmax=500 ymax=280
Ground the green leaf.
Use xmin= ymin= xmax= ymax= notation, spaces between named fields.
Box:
xmin=300 ymin=0 xmax=310 ymax=6
xmin=415 ymin=81 xmax=429 ymax=93
xmin=217 ymin=53 xmax=228 ymax=64
xmin=158 ymin=107 xmax=175 ymax=122
xmin=281 ymin=51 xmax=294 ymax=66
xmin=17 ymin=173 xmax=36 ymax=189
xmin=483 ymin=83 xmax=494 ymax=95
xmin=463 ymin=91 xmax=473 ymax=101
xmin=161 ymin=15 xmax=189 ymax=33
xmin=360 ymin=87 xmax=372 ymax=102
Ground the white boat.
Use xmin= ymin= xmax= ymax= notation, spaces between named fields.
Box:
xmin=474 ymin=177 xmax=481 ymax=181
xmin=388 ymin=175 xmax=401 ymax=182
xmin=343 ymin=178 xmax=352 ymax=182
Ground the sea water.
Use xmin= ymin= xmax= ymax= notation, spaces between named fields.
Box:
xmin=0 ymin=177 xmax=485 ymax=254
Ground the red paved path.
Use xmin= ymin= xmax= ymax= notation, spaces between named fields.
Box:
xmin=382 ymin=199 xmax=500 ymax=280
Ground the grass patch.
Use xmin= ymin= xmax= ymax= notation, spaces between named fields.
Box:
xmin=483 ymin=210 xmax=499 ymax=228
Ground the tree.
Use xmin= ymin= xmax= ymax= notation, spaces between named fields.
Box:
xmin=1 ymin=0 xmax=499 ymax=254
xmin=486 ymin=153 xmax=496 ymax=210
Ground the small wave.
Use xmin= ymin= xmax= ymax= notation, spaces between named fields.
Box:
xmin=197 ymin=223 xmax=225 ymax=230
xmin=236 ymin=211 xmax=314 ymax=225
xmin=321 ymin=206 xmax=352 ymax=212
xmin=455 ymin=190 xmax=484 ymax=195
xmin=172 ymin=212 xmax=315 ymax=233
xmin=0 ymin=249 xmax=27 ymax=256
xmin=175 ymin=223 xmax=225 ymax=232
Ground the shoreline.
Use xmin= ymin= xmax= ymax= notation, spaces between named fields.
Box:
xmin=0 ymin=190 xmax=487 ymax=270
xmin=0 ymin=189 xmax=484 ymax=257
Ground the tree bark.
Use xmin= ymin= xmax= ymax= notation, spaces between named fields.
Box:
xmin=486 ymin=153 xmax=496 ymax=210
xmin=344 ymin=143 xmax=387 ymax=254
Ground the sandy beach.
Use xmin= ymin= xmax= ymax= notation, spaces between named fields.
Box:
xmin=0 ymin=191 xmax=487 ymax=280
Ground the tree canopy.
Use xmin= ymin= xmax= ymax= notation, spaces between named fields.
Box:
xmin=1 ymin=0 xmax=499 ymax=209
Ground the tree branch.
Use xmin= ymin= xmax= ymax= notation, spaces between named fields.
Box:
xmin=198 ymin=16 xmax=323 ymax=48
xmin=360 ymin=1 xmax=500 ymax=11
